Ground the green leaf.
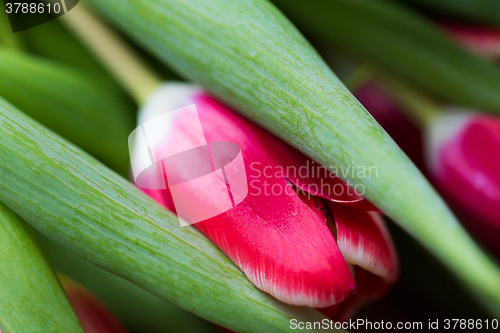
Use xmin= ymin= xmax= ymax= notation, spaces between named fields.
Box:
xmin=39 ymin=234 xmax=220 ymax=333
xmin=399 ymin=0 xmax=500 ymax=26
xmin=0 ymin=48 xmax=134 ymax=176
xmin=85 ymin=0 xmax=500 ymax=315
xmin=0 ymin=201 xmax=84 ymax=333
xmin=272 ymin=0 xmax=500 ymax=115
xmin=0 ymin=99 xmax=332 ymax=333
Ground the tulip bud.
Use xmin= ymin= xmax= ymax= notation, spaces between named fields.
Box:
xmin=130 ymin=83 xmax=398 ymax=315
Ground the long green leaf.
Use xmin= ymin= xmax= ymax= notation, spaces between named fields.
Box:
xmin=400 ymin=0 xmax=500 ymax=26
xmin=0 ymin=201 xmax=84 ymax=333
xmin=86 ymin=0 xmax=500 ymax=314
xmin=0 ymin=48 xmax=134 ymax=176
xmin=272 ymin=0 xmax=500 ymax=115
xmin=0 ymin=99 xmax=332 ymax=333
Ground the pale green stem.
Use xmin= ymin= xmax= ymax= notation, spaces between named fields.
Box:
xmin=61 ymin=3 xmax=162 ymax=105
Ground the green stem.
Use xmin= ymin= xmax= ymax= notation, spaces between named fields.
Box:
xmin=61 ymin=3 xmax=162 ymax=105
xmin=40 ymin=234 xmax=220 ymax=333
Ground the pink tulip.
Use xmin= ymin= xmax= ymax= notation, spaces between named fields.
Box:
xmin=60 ymin=275 xmax=128 ymax=333
xmin=428 ymin=112 xmax=500 ymax=256
xmin=440 ymin=21 xmax=500 ymax=60
xmin=355 ymin=78 xmax=500 ymax=257
xmin=131 ymin=84 xmax=398 ymax=316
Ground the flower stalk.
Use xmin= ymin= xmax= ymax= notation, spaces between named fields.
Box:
xmin=61 ymin=4 xmax=162 ymax=105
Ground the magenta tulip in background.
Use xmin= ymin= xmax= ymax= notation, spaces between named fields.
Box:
xmin=440 ymin=22 xmax=500 ymax=60
xmin=428 ymin=113 xmax=500 ymax=256
xmin=356 ymin=82 xmax=500 ymax=257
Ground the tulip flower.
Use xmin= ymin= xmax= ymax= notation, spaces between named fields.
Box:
xmin=427 ymin=111 xmax=500 ymax=256
xmin=374 ymin=77 xmax=500 ymax=257
xmin=440 ymin=22 xmax=500 ymax=60
xmin=130 ymin=83 xmax=398 ymax=317
xmin=59 ymin=275 xmax=128 ymax=333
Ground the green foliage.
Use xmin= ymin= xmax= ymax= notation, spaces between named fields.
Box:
xmin=273 ymin=0 xmax=500 ymax=115
xmin=400 ymin=0 xmax=500 ymax=26
xmin=0 ymin=202 xmax=84 ymax=333
xmin=86 ymin=0 xmax=500 ymax=315
xmin=40 ymin=234 xmax=220 ymax=333
xmin=0 ymin=48 xmax=134 ymax=176
xmin=0 ymin=99 xmax=330 ymax=333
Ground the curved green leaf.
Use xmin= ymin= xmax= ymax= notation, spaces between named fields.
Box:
xmin=0 ymin=202 xmax=84 ymax=333
xmin=0 ymin=99 xmax=332 ymax=333
xmin=0 ymin=48 xmax=134 ymax=176
xmin=272 ymin=0 xmax=500 ymax=114
xmin=86 ymin=0 xmax=500 ymax=315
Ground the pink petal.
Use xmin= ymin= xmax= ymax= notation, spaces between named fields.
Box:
xmin=195 ymin=184 xmax=355 ymax=308
xmin=440 ymin=21 xmax=500 ymax=60
xmin=194 ymin=95 xmax=356 ymax=307
xmin=294 ymin=183 xmax=398 ymax=319
xmin=433 ymin=115 xmax=500 ymax=255
xmin=194 ymin=94 xmax=377 ymax=210
xmin=329 ymin=202 xmax=399 ymax=282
